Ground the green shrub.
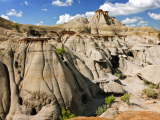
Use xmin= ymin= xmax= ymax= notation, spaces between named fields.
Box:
xmin=121 ymin=74 xmax=126 ymax=79
xmin=59 ymin=107 xmax=76 ymax=120
xmin=95 ymin=104 xmax=107 ymax=116
xmin=148 ymin=83 xmax=159 ymax=89
xmin=113 ymin=68 xmax=120 ymax=74
xmin=121 ymin=93 xmax=130 ymax=104
xmin=143 ymin=79 xmax=159 ymax=89
xmin=105 ymin=95 xmax=116 ymax=106
xmin=56 ymin=48 xmax=65 ymax=56
xmin=143 ymin=88 xmax=159 ymax=99
xmin=113 ymin=68 xmax=126 ymax=79
xmin=12 ymin=22 xmax=20 ymax=30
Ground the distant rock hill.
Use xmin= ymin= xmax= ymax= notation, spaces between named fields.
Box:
xmin=54 ymin=9 xmax=156 ymax=35
xmin=11 ymin=9 xmax=157 ymax=36
xmin=0 ymin=17 xmax=14 ymax=29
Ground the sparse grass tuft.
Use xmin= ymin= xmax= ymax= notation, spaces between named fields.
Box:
xmin=105 ymin=95 xmax=116 ymax=106
xmin=95 ymin=104 xmax=107 ymax=116
xmin=148 ymin=83 xmax=159 ymax=89
xmin=143 ymin=79 xmax=159 ymax=89
xmin=95 ymin=95 xmax=116 ymax=116
xmin=121 ymin=93 xmax=130 ymax=104
xmin=113 ymin=68 xmax=126 ymax=79
xmin=12 ymin=22 xmax=20 ymax=31
xmin=142 ymin=88 xmax=159 ymax=99
xmin=59 ymin=107 xmax=76 ymax=120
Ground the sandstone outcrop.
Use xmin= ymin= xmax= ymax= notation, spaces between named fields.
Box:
xmin=0 ymin=37 xmax=101 ymax=120
xmin=137 ymin=65 xmax=160 ymax=85
xmin=0 ymin=62 xmax=10 ymax=119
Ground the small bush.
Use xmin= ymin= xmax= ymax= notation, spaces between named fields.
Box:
xmin=148 ymin=83 xmax=159 ymax=89
xmin=56 ymin=48 xmax=65 ymax=56
xmin=121 ymin=93 xmax=130 ymax=104
xmin=113 ymin=68 xmax=126 ymax=79
xmin=143 ymin=88 xmax=159 ymax=99
xmin=143 ymin=79 xmax=159 ymax=89
xmin=95 ymin=104 xmax=107 ymax=116
xmin=105 ymin=95 xmax=116 ymax=106
xmin=12 ymin=22 xmax=20 ymax=30
xmin=59 ymin=107 xmax=76 ymax=120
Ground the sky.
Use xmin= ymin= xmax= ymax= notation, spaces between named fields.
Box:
xmin=0 ymin=0 xmax=160 ymax=30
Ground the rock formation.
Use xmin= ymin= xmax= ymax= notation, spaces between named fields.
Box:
xmin=0 ymin=9 xmax=160 ymax=120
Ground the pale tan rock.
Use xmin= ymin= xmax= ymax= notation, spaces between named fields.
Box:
xmin=119 ymin=58 xmax=143 ymax=76
xmin=144 ymin=100 xmax=156 ymax=105
xmin=100 ymin=108 xmax=118 ymax=119
xmin=0 ymin=62 xmax=10 ymax=119
xmin=137 ymin=65 xmax=160 ymax=85
xmin=99 ymin=81 xmax=124 ymax=94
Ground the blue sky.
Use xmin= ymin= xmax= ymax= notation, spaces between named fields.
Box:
xmin=0 ymin=0 xmax=160 ymax=30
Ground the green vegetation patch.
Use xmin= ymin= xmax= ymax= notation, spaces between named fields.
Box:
xmin=59 ymin=107 xmax=76 ymax=120
xmin=143 ymin=88 xmax=159 ymax=99
xmin=56 ymin=48 xmax=65 ymax=57
xmin=95 ymin=104 xmax=107 ymax=116
xmin=12 ymin=22 xmax=20 ymax=30
xmin=121 ymin=93 xmax=130 ymax=104
xmin=105 ymin=95 xmax=116 ymax=106
xmin=143 ymin=79 xmax=159 ymax=89
xmin=113 ymin=68 xmax=126 ymax=79
xmin=95 ymin=95 xmax=116 ymax=116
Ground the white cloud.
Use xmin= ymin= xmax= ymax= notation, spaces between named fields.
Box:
xmin=24 ymin=1 xmax=33 ymax=6
xmin=99 ymin=0 xmax=160 ymax=16
xmin=137 ymin=20 xmax=149 ymax=25
xmin=1 ymin=14 xmax=9 ymax=20
xmin=0 ymin=0 xmax=10 ymax=1
xmin=53 ymin=17 xmax=56 ymax=18
xmin=122 ymin=18 xmax=137 ymax=24
xmin=130 ymin=24 xmax=136 ymax=27
xmin=20 ymin=3 xmax=23 ymax=5
xmin=6 ymin=9 xmax=23 ymax=17
xmin=11 ymin=9 xmax=15 ymax=11
xmin=148 ymin=12 xmax=160 ymax=20
xmin=43 ymin=4 xmax=47 ymax=6
xmin=121 ymin=17 xmax=142 ymax=24
xmin=85 ymin=12 xmax=95 ymax=17
xmin=137 ymin=20 xmax=149 ymax=27
xmin=13 ymin=21 xmax=16 ymax=23
xmin=52 ymin=0 xmax=73 ymax=6
xmin=141 ymin=24 xmax=148 ymax=27
xmin=37 ymin=21 xmax=43 ymax=26
xmin=56 ymin=11 xmax=95 ymax=24
xmin=42 ymin=9 xmax=47 ymax=11
xmin=25 ymin=1 xmax=29 ymax=5
xmin=154 ymin=27 xmax=158 ymax=30
xmin=56 ymin=14 xmax=82 ymax=24
xmin=77 ymin=0 xmax=80 ymax=3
